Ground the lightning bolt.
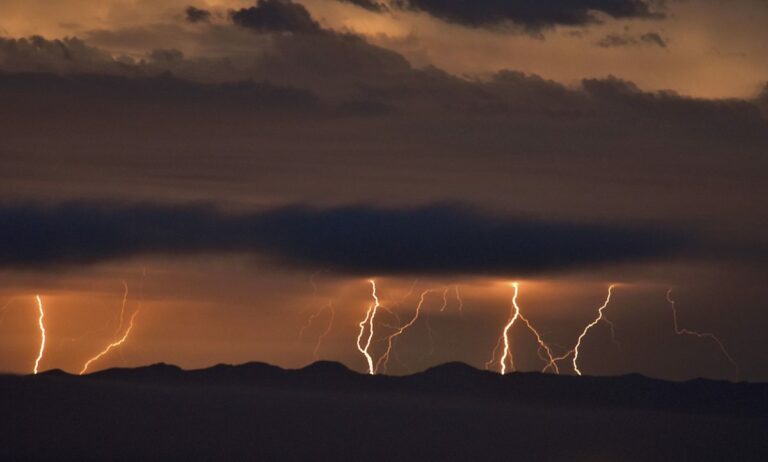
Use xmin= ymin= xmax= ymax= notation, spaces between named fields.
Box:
xmin=420 ymin=287 xmax=450 ymax=362
xmin=355 ymin=279 xmax=381 ymax=375
xmin=483 ymin=283 xmax=559 ymax=374
xmin=484 ymin=335 xmax=504 ymax=371
xmin=487 ymin=283 xmax=559 ymax=375
xmin=376 ymin=288 xmax=436 ymax=374
xmin=313 ymin=302 xmax=335 ymax=360
xmin=602 ymin=314 xmax=622 ymax=349
xmin=496 ymin=283 xmax=521 ymax=375
xmin=378 ymin=279 xmax=419 ymax=325
xmin=80 ymin=309 xmax=139 ymax=375
xmin=298 ymin=269 xmax=338 ymax=360
xmin=80 ymin=274 xmax=145 ymax=373
xmin=518 ymin=313 xmax=560 ymax=374
xmin=439 ymin=287 xmax=450 ymax=312
xmin=298 ymin=306 xmax=325 ymax=340
xmin=568 ymin=284 xmax=616 ymax=376
xmin=666 ymin=289 xmax=738 ymax=372
xmin=114 ymin=280 xmax=129 ymax=338
xmin=33 ymin=295 xmax=46 ymax=375
xmin=454 ymin=285 xmax=464 ymax=313
xmin=299 ymin=300 xmax=335 ymax=360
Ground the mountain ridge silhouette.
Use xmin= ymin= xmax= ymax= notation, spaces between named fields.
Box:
xmin=24 ymin=360 xmax=768 ymax=417
xmin=4 ymin=361 xmax=765 ymax=460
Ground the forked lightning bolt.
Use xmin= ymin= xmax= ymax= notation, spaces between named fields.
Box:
xmin=666 ymin=289 xmax=737 ymax=373
xmin=518 ymin=312 xmax=560 ymax=374
xmin=570 ymin=284 xmax=616 ymax=375
xmin=376 ymin=288 xmax=436 ymax=374
xmin=496 ymin=283 xmax=522 ymax=375
xmin=299 ymin=301 xmax=335 ymax=360
xmin=486 ymin=283 xmax=559 ymax=375
xmin=33 ymin=295 xmax=46 ymax=375
xmin=100 ymin=281 xmax=134 ymax=366
xmin=356 ymin=280 xmax=381 ymax=375
xmin=542 ymin=285 xmax=617 ymax=374
xmin=80 ymin=309 xmax=140 ymax=375
xmin=378 ymin=280 xmax=419 ymax=326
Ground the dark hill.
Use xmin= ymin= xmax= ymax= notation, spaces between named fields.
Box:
xmin=3 ymin=362 xmax=767 ymax=461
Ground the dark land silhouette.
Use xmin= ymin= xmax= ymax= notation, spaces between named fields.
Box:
xmin=2 ymin=362 xmax=766 ymax=461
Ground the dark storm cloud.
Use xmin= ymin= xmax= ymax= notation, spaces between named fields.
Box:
xmin=230 ymin=0 xmax=323 ymax=34
xmin=1 ymin=33 xmax=766 ymax=138
xmin=0 ymin=36 xmax=123 ymax=74
xmin=337 ymin=0 xmax=388 ymax=13
xmin=392 ymin=0 xmax=664 ymax=29
xmin=597 ymin=31 xmax=667 ymax=48
xmin=0 ymin=203 xmax=687 ymax=275
xmin=0 ymin=71 xmax=320 ymax=114
xmin=148 ymin=48 xmax=184 ymax=63
xmin=0 ymin=34 xmax=408 ymax=95
xmin=640 ymin=32 xmax=666 ymax=47
xmin=580 ymin=76 xmax=766 ymax=135
xmin=185 ymin=6 xmax=212 ymax=23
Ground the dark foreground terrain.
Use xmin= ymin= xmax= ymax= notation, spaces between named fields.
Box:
xmin=1 ymin=362 xmax=766 ymax=461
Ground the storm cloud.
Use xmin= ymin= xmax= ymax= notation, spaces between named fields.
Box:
xmin=338 ymin=0 xmax=388 ymax=13
xmin=392 ymin=0 xmax=664 ymax=29
xmin=0 ymin=203 xmax=687 ymax=275
xmin=230 ymin=0 xmax=323 ymax=34
xmin=185 ymin=6 xmax=212 ymax=24
xmin=0 ymin=71 xmax=321 ymax=117
xmin=597 ymin=31 xmax=667 ymax=48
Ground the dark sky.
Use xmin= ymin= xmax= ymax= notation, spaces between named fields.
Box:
xmin=0 ymin=0 xmax=766 ymax=381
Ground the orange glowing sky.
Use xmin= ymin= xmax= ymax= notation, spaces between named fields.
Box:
xmin=0 ymin=0 xmax=766 ymax=381
xmin=1 ymin=0 xmax=766 ymax=98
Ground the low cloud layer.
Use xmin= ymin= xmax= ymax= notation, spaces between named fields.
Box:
xmin=0 ymin=203 xmax=687 ymax=275
xmin=597 ymin=31 xmax=667 ymax=48
xmin=185 ymin=6 xmax=212 ymax=24
xmin=0 ymin=71 xmax=319 ymax=112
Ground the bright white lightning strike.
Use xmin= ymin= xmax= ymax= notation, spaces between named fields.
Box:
xmin=355 ymin=280 xmax=381 ymax=375
xmin=497 ymin=282 xmax=522 ymax=375
xmin=486 ymin=283 xmax=559 ymax=375
xmin=33 ymin=295 xmax=46 ymax=375
xmin=80 ymin=309 xmax=140 ymax=375
xmin=570 ymin=284 xmax=616 ymax=376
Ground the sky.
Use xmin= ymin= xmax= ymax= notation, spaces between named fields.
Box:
xmin=0 ymin=0 xmax=766 ymax=381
